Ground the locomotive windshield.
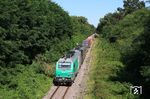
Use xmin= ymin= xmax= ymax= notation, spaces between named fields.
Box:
xmin=58 ymin=62 xmax=71 ymax=69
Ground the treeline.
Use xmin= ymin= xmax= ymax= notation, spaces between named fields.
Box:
xmin=71 ymin=16 xmax=95 ymax=43
xmin=0 ymin=0 xmax=95 ymax=98
xmin=96 ymin=0 xmax=150 ymax=98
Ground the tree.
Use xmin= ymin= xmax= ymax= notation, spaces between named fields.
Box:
xmin=0 ymin=0 xmax=74 ymax=67
xmin=96 ymin=12 xmax=121 ymax=37
xmin=97 ymin=0 xmax=145 ymax=38
xmin=146 ymin=0 xmax=150 ymax=3
xmin=118 ymin=0 xmax=145 ymax=15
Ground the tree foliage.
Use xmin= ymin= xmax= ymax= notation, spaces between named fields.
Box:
xmin=0 ymin=0 xmax=95 ymax=98
xmin=96 ymin=0 xmax=145 ymax=37
xmin=0 ymin=0 xmax=73 ymax=67
xmin=96 ymin=0 xmax=150 ymax=98
xmin=97 ymin=2 xmax=150 ymax=98
xmin=118 ymin=0 xmax=145 ymax=15
xmin=71 ymin=16 xmax=95 ymax=43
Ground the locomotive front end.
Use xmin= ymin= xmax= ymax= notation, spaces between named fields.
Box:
xmin=53 ymin=61 xmax=74 ymax=86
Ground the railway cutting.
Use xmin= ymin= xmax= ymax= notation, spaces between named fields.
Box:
xmin=43 ymin=34 xmax=95 ymax=99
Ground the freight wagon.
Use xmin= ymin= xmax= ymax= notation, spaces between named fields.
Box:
xmin=53 ymin=35 xmax=94 ymax=86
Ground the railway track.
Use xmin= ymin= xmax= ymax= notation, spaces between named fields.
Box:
xmin=49 ymin=86 xmax=60 ymax=99
xmin=49 ymin=86 xmax=70 ymax=99
xmin=62 ymin=87 xmax=70 ymax=99
xmin=43 ymin=41 xmax=94 ymax=99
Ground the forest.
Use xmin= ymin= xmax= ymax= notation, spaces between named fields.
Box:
xmin=88 ymin=0 xmax=150 ymax=98
xmin=0 ymin=0 xmax=95 ymax=98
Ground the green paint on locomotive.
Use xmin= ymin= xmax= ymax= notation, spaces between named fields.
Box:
xmin=55 ymin=55 xmax=79 ymax=79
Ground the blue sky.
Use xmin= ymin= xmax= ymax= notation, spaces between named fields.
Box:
xmin=52 ymin=0 xmax=149 ymax=27
xmin=52 ymin=0 xmax=124 ymax=27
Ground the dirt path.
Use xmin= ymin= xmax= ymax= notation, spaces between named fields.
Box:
xmin=42 ymin=40 xmax=95 ymax=99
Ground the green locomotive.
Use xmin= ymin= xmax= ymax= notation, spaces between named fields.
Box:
xmin=53 ymin=34 xmax=94 ymax=86
xmin=53 ymin=47 xmax=86 ymax=86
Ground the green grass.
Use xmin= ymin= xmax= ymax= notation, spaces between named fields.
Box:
xmin=0 ymin=62 xmax=53 ymax=99
xmin=84 ymin=38 xmax=136 ymax=99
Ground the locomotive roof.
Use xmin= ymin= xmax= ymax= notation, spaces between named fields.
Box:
xmin=57 ymin=50 xmax=80 ymax=63
xmin=58 ymin=58 xmax=72 ymax=63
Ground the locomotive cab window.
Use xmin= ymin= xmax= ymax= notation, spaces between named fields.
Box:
xmin=58 ymin=62 xmax=71 ymax=69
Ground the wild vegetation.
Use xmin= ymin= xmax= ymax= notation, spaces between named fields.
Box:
xmin=0 ymin=0 xmax=95 ymax=98
xmin=87 ymin=0 xmax=150 ymax=98
xmin=85 ymin=39 xmax=135 ymax=99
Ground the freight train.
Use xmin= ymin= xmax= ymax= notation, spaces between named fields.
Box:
xmin=53 ymin=34 xmax=94 ymax=86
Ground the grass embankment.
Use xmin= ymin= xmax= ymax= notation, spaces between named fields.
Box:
xmin=84 ymin=38 xmax=136 ymax=99
xmin=0 ymin=62 xmax=53 ymax=99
